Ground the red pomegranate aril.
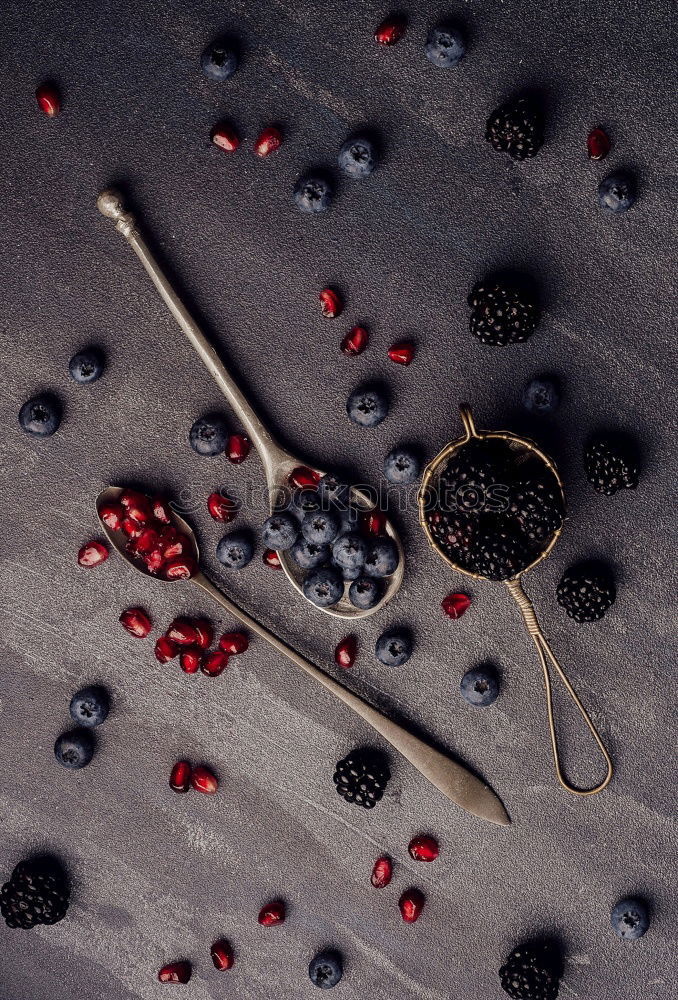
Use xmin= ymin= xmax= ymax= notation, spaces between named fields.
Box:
xmin=36 ymin=83 xmax=60 ymax=117
xmin=211 ymin=123 xmax=240 ymax=153
xmin=371 ymin=855 xmax=393 ymax=888
xmin=210 ymin=939 xmax=234 ymax=971
xmin=166 ymin=619 xmax=199 ymax=646
xmin=155 ymin=635 xmax=179 ymax=663
xmin=193 ymin=619 xmax=214 ymax=650
xmin=120 ymin=490 xmax=152 ymax=522
xmin=134 ymin=527 xmax=160 ymax=555
xmin=207 ymin=491 xmax=238 ymax=523
xmin=164 ymin=556 xmax=197 ymax=580
xmin=341 ymin=325 xmax=369 ymax=356
xmin=190 ymin=765 xmax=218 ymax=794
xmin=158 ymin=961 xmax=192 ymax=984
xmin=99 ymin=502 xmax=125 ymax=531
xmin=587 ymin=126 xmax=611 ymax=161
xmin=160 ymin=530 xmax=190 ymax=560
xmin=319 ymin=287 xmax=343 ymax=319
xmin=121 ymin=516 xmax=142 ymax=539
xmin=399 ymin=888 xmax=425 ymax=923
xmin=375 ymin=13 xmax=407 ymax=45
xmin=388 ymin=341 xmax=415 ymax=365
xmin=201 ymin=650 xmax=229 ymax=676
xmin=77 ymin=541 xmax=109 ymax=568
xmin=219 ymin=631 xmax=248 ymax=655
xmin=408 ymin=835 xmax=439 ymax=863
xmin=442 ymin=592 xmax=471 ymax=620
xmin=289 ymin=466 xmax=321 ymax=488
xmin=144 ymin=548 xmax=165 ymax=574
xmin=362 ymin=509 xmax=388 ymax=535
xmin=119 ymin=607 xmax=152 ymax=638
xmin=254 ymin=126 xmax=282 ymax=157
xmin=169 ymin=760 xmax=192 ymax=793
xmin=151 ymin=496 xmax=173 ymax=524
xmin=179 ymin=646 xmax=202 ymax=674
xmin=263 ymin=547 xmax=282 ymax=569
xmin=334 ymin=635 xmax=357 ymax=669
xmin=227 ymin=433 xmax=251 ymax=464
xmin=258 ymin=900 xmax=285 ymax=926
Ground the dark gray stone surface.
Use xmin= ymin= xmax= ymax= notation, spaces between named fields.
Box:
xmin=0 ymin=1 xmax=676 ymax=997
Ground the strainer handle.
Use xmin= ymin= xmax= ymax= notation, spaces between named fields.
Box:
xmin=505 ymin=578 xmax=613 ymax=796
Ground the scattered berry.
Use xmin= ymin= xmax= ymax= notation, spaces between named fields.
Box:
xmin=584 ymin=434 xmax=639 ymax=494
xmin=349 ymin=576 xmax=382 ymax=609
xmin=309 ymin=950 xmax=343 ymax=989
xmin=151 ymin=497 xmax=173 ymax=524
xmin=164 ymin=555 xmax=198 ymax=580
xmin=408 ymin=835 xmax=439 ymax=862
xmin=598 ymin=171 xmax=636 ymax=213
xmin=216 ymin=530 xmax=254 ymax=569
xmin=384 ymin=445 xmax=420 ymax=484
xmin=18 ymin=393 xmax=61 ymax=437
xmin=338 ymin=135 xmax=377 ymax=178
xmin=341 ymin=325 xmax=369 ymax=356
xmin=486 ymin=96 xmax=544 ymax=160
xmin=179 ymin=647 xmax=202 ymax=674
xmin=158 ymin=961 xmax=192 ymax=984
xmin=1 ymin=857 xmax=69 ymax=929
xmin=587 ymin=126 xmax=611 ymax=160
xmin=374 ymin=13 xmax=406 ymax=45
xmin=201 ymin=37 xmax=238 ymax=81
xmin=523 ymin=377 xmax=560 ymax=415
xmin=190 ymin=765 xmax=218 ymax=794
xmin=77 ymin=541 xmax=109 ymax=567
xmin=468 ymin=275 xmax=540 ymax=346
xmin=54 ymin=729 xmax=94 ymax=770
xmin=263 ymin=547 xmax=282 ymax=568
xmin=610 ymin=898 xmax=649 ymax=941
xmin=219 ymin=631 xmax=248 ymax=654
xmin=334 ymin=635 xmax=357 ymax=669
xmin=120 ymin=489 xmax=153 ymax=521
xmin=169 ymin=761 xmax=192 ymax=793
xmin=189 ymin=414 xmax=228 ymax=456
xmin=99 ymin=502 xmax=124 ymax=531
xmin=498 ymin=940 xmax=562 ymax=1000
xmin=258 ymin=900 xmax=285 ymax=926
xmin=375 ymin=628 xmax=412 ymax=667
xmin=69 ymin=686 xmax=110 ymax=727
xmin=441 ymin=593 xmax=471 ymax=619
xmin=333 ymin=748 xmax=389 ymax=808
xmin=262 ymin=511 xmax=300 ymax=550
xmin=254 ymin=126 xmax=282 ymax=157
xmin=556 ymin=561 xmax=615 ymax=622
xmin=208 ymin=491 xmax=238 ymax=522
xmin=293 ymin=174 xmax=333 ymax=213
xmin=399 ymin=888 xmax=425 ymax=923
xmin=210 ymin=939 xmax=234 ymax=970
xmin=166 ymin=619 xmax=199 ymax=646
xmin=371 ymin=855 xmax=393 ymax=888
xmin=319 ymin=287 xmax=343 ymax=318
xmin=155 ymin=636 xmax=179 ymax=663
xmin=211 ymin=123 xmax=240 ymax=153
xmin=35 ymin=83 xmax=61 ymax=117
xmin=290 ymin=466 xmax=322 ymax=488
xmin=68 ymin=347 xmax=104 ymax=384
xmin=201 ymin=650 xmax=229 ymax=676
xmin=192 ymin=619 xmax=214 ymax=649
xmin=119 ymin=607 xmax=152 ymax=638
xmin=387 ymin=341 xmax=415 ymax=365
xmin=227 ymin=432 xmax=250 ymax=464
xmin=346 ymin=384 xmax=388 ymax=427
xmin=425 ymin=23 xmax=466 ymax=68
xmin=303 ymin=566 xmax=344 ymax=607
xmin=461 ymin=665 xmax=499 ymax=706
xmin=364 ymin=537 xmax=399 ymax=578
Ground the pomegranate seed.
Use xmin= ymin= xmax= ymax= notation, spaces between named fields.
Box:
xmin=207 ymin=491 xmax=238 ymax=522
xmin=362 ymin=509 xmax=387 ymax=535
xmin=319 ymin=288 xmax=343 ymax=319
xmin=227 ymin=433 xmax=250 ymax=464
xmin=341 ymin=325 xmax=369 ymax=356
xmin=166 ymin=619 xmax=199 ymax=646
xmin=408 ymin=835 xmax=439 ymax=862
xmin=587 ymin=127 xmax=611 ymax=161
xmin=201 ymin=650 xmax=229 ymax=676
xmin=441 ymin=593 xmax=471 ymax=620
xmin=77 ymin=541 xmax=109 ymax=568
xmin=371 ymin=855 xmax=393 ymax=888
xmin=334 ymin=635 xmax=357 ymax=669
xmin=99 ymin=502 xmax=124 ymax=531
xmin=160 ymin=529 xmax=190 ymax=560
xmin=190 ymin=765 xmax=218 ymax=794
xmin=399 ymin=888 xmax=425 ymax=923
xmin=210 ymin=939 xmax=234 ymax=971
xmin=120 ymin=489 xmax=146 ymax=510
xmin=289 ymin=466 xmax=321 ymax=488
xmin=169 ymin=760 xmax=192 ymax=793
xmin=134 ymin=527 xmax=160 ymax=555
xmin=179 ymin=646 xmax=202 ymax=674
xmin=119 ymin=607 xmax=152 ymax=638
xmin=158 ymin=961 xmax=191 ymax=984
xmin=164 ymin=556 xmax=197 ymax=580
xmin=151 ymin=496 xmax=173 ymax=524
xmin=258 ymin=900 xmax=285 ymax=926
xmin=36 ymin=83 xmax=60 ymax=117
xmin=122 ymin=516 xmax=142 ymax=539
xmin=254 ymin=126 xmax=282 ymax=157
xmin=211 ymin=123 xmax=240 ymax=153
xmin=374 ymin=13 xmax=407 ymax=45
xmin=263 ymin=547 xmax=282 ymax=569
xmin=219 ymin=631 xmax=248 ymax=655
xmin=193 ymin=619 xmax=214 ymax=650
xmin=155 ymin=636 xmax=179 ymax=663
xmin=144 ymin=548 xmax=165 ymax=574
xmin=120 ymin=491 xmax=153 ymax=523
xmin=388 ymin=341 xmax=415 ymax=365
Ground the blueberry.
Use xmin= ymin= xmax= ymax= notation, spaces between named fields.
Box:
xmin=317 ymin=474 xmax=350 ymax=508
xmin=200 ymin=37 xmax=238 ymax=81
xmin=68 ymin=347 xmax=105 ymax=385
xmin=338 ymin=136 xmax=377 ymax=178
xmin=216 ymin=529 xmax=254 ymax=569
xmin=348 ymin=576 xmax=382 ymax=610
xmin=54 ymin=729 xmax=94 ymax=769
xmin=375 ymin=628 xmax=412 ymax=666
xmin=384 ymin=445 xmax=420 ymax=485
xmin=189 ymin=413 xmax=229 ymax=456
xmin=335 ymin=558 xmax=361 ymax=581
xmin=334 ymin=503 xmax=360 ymax=536
xmin=69 ymin=686 xmax=110 ymax=728
xmin=364 ymin=537 xmax=399 ymax=578
xmin=460 ymin=665 xmax=499 ymax=707
xmin=302 ymin=509 xmax=340 ymax=545
xmin=332 ymin=532 xmax=367 ymax=572
xmin=291 ymin=538 xmax=331 ymax=570
xmin=611 ymin=898 xmax=649 ymax=940
xmin=598 ymin=172 xmax=636 ymax=214
xmin=18 ymin=394 xmax=61 ymax=438
xmin=262 ymin=512 xmax=300 ymax=551
xmin=309 ymin=949 xmax=343 ymax=989
xmin=346 ymin=384 xmax=388 ymax=428
xmin=425 ymin=23 xmax=466 ymax=68
xmin=287 ymin=487 xmax=321 ymax=520
xmin=293 ymin=174 xmax=333 ymax=214
xmin=522 ymin=377 xmax=560 ymax=415
xmin=303 ymin=567 xmax=344 ymax=607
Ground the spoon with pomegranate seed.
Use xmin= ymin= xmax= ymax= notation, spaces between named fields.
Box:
xmin=96 ymin=189 xmax=403 ymax=620
xmin=96 ymin=484 xmax=509 ymax=825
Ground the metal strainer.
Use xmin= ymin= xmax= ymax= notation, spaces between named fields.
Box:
xmin=418 ymin=403 xmax=613 ymax=796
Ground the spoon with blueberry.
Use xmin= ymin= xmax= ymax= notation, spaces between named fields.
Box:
xmin=96 ymin=189 xmax=403 ymax=619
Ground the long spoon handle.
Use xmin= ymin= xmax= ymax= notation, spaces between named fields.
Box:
xmin=192 ymin=572 xmax=510 ymax=826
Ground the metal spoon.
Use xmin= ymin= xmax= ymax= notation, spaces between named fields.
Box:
xmin=96 ymin=189 xmax=403 ymax=620
xmin=97 ymin=485 xmax=509 ymax=826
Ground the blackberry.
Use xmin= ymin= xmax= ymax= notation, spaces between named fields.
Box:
xmin=556 ymin=561 xmax=615 ymax=622
xmin=1 ymin=858 xmax=69 ymax=930
xmin=499 ymin=940 xmax=562 ymax=1000
xmin=439 ymin=439 xmax=513 ymax=512
xmin=333 ymin=748 xmax=390 ymax=809
xmin=486 ymin=96 xmax=544 ymax=160
xmin=468 ymin=276 xmax=541 ymax=346
xmin=508 ymin=477 xmax=564 ymax=547
xmin=426 ymin=509 xmax=475 ymax=566
xmin=470 ymin=521 xmax=530 ymax=581
xmin=584 ymin=434 xmax=639 ymax=495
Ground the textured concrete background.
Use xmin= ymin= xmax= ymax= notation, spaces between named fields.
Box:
xmin=0 ymin=0 xmax=676 ymax=997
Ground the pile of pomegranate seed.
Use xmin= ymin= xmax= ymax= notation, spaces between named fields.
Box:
xmin=169 ymin=760 xmax=218 ymax=795
xmin=254 ymin=126 xmax=283 ymax=157
xmin=258 ymin=900 xmax=286 ymax=926
xmin=441 ymin=592 xmax=471 ymax=619
xmin=153 ymin=617 xmax=248 ymax=678
xmin=388 ymin=341 xmax=415 ymax=365
xmin=101 ymin=489 xmax=197 ymax=580
xmin=77 ymin=540 xmax=109 ymax=568
xmin=319 ymin=288 xmax=343 ymax=318
xmin=368 ymin=835 xmax=438 ymax=919
xmin=36 ymin=83 xmax=60 ymax=117
xmin=334 ymin=635 xmax=358 ymax=669
xmin=341 ymin=325 xmax=369 ymax=356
